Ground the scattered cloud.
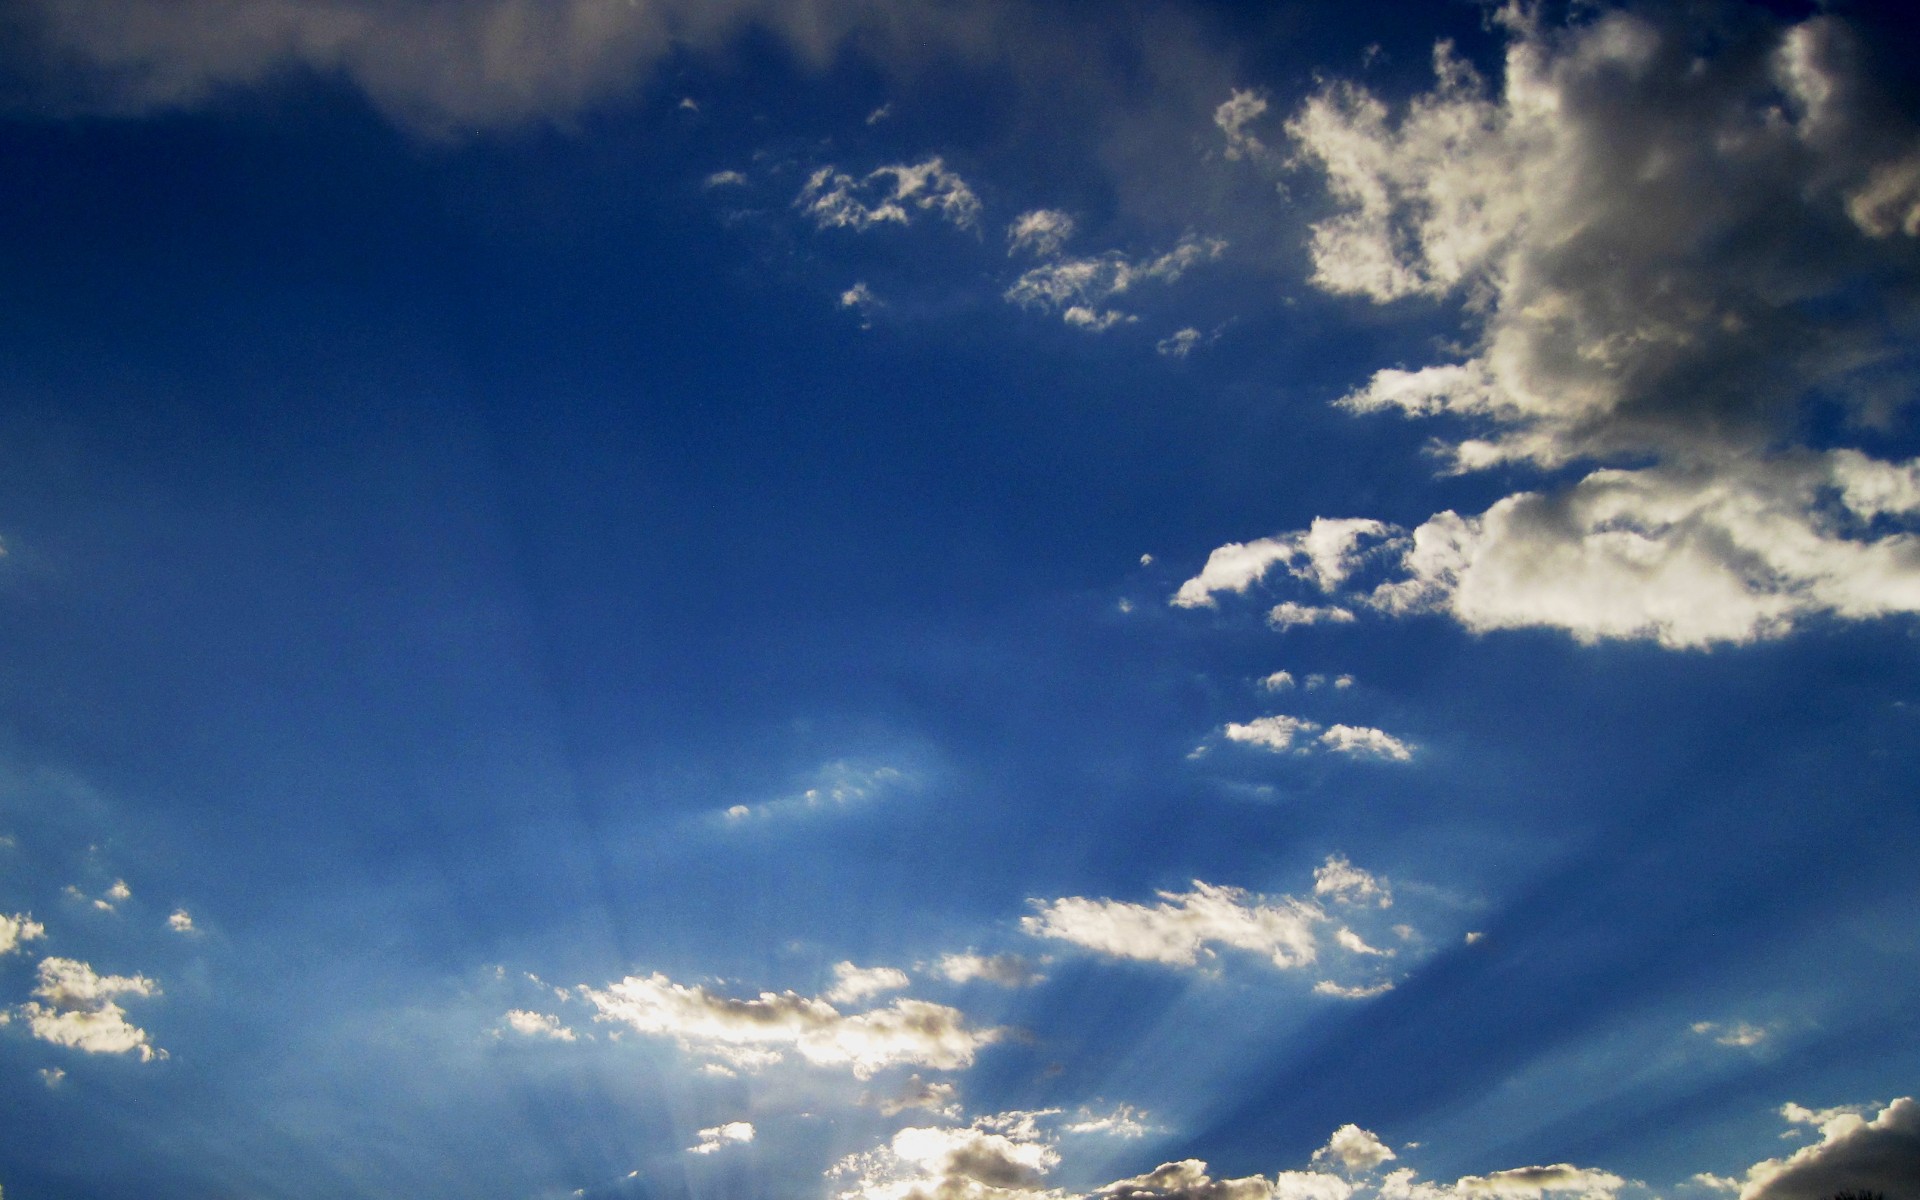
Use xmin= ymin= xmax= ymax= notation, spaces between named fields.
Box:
xmin=1006 ymin=233 xmax=1225 ymax=332
xmin=1158 ymin=327 xmax=1204 ymax=358
xmin=1314 ymin=979 xmax=1395 ymax=1000
xmin=704 ymin=170 xmax=749 ymax=188
xmin=503 ymin=1009 xmax=577 ymax=1041
xmin=1314 ymin=1125 xmax=1397 ymax=1174
xmin=1315 ymin=856 xmax=1392 ymax=908
xmin=0 ymin=912 xmax=46 ymax=955
xmin=689 ymin=1121 xmax=755 ymax=1155
xmin=1692 ymin=1020 xmax=1768 ymax=1048
xmin=578 ymin=970 xmax=1001 ymax=1079
xmin=1319 ymin=725 xmax=1413 ymax=762
xmin=841 ymin=281 xmax=883 ymax=327
xmin=799 ymin=158 xmax=981 ymax=232
xmin=1022 ymin=880 xmax=1320 ymax=970
xmin=1261 ymin=671 xmax=1297 ymax=692
xmin=1224 ymin=715 xmax=1321 ymax=753
xmin=1741 ymin=1098 xmax=1920 ymax=1200
xmin=832 ymin=1113 xmax=1061 ymax=1200
xmin=166 ymin=908 xmax=195 ymax=934
xmin=1174 ymin=518 xmax=1393 ymax=608
xmin=1453 ymin=1165 xmax=1627 ymax=1200
xmin=1008 ymin=209 xmax=1077 ymax=258
xmin=1223 ymin=717 xmax=1414 ymax=761
xmin=1065 ymin=1104 xmax=1156 ymax=1139
xmin=878 ymin=1074 xmax=960 ymax=1118
xmin=935 ymin=952 xmax=1043 ymax=987
xmin=824 ymin=962 xmax=911 ymax=1005
xmin=866 ymin=102 xmax=893 ymax=126
xmin=19 ymin=956 xmax=165 ymax=1061
xmin=39 ymin=1066 xmax=64 ymax=1088
xmin=722 ymin=762 xmax=911 ymax=823
xmin=1216 ymin=88 xmax=1272 ymax=162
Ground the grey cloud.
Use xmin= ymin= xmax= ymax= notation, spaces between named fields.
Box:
xmin=1741 ymin=1098 xmax=1920 ymax=1200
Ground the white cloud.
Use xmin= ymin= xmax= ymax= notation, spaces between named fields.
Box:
xmin=1454 ymin=1166 xmax=1627 ymax=1200
xmin=1007 ymin=233 xmax=1225 ymax=331
xmin=20 ymin=956 xmax=165 ymax=1061
xmin=39 ymin=1066 xmax=64 ymax=1088
xmin=1158 ymin=327 xmax=1204 ymax=358
xmin=166 ymin=908 xmax=195 ymax=934
xmin=1065 ymin=1104 xmax=1156 ymax=1139
xmin=1216 ymin=89 xmax=1272 ymax=162
xmin=1318 ymin=725 xmax=1413 ymax=762
xmin=935 ymin=952 xmax=1043 ymax=987
xmin=1741 ymin=1097 xmax=1920 ymax=1200
xmin=824 ymin=961 xmax=911 ymax=1005
xmin=1780 ymin=1103 xmax=1873 ymax=1131
xmin=1270 ymin=603 xmax=1358 ymax=630
xmin=1022 ymin=880 xmax=1320 ymax=970
xmin=1225 ymin=715 xmax=1321 ymax=753
xmin=1091 ymin=1159 xmax=1318 ymax=1200
xmin=833 ymin=1115 xmax=1062 ymax=1200
xmin=1313 ymin=979 xmax=1394 ymax=1001
xmin=1335 ymin=928 xmax=1390 ymax=957
xmin=0 ymin=912 xmax=46 ymax=955
xmin=689 ymin=1121 xmax=755 ymax=1155
xmin=1174 ymin=518 xmax=1394 ymax=608
xmin=723 ymin=762 xmax=911 ymax=822
xmin=1313 ymin=1125 xmax=1397 ymax=1174
xmin=578 ymin=970 xmax=1001 ymax=1079
xmin=1008 ymin=209 xmax=1077 ymax=258
xmin=799 ymin=157 xmax=981 ymax=232
xmin=840 ymin=282 xmax=883 ymax=327
xmin=866 ymin=102 xmax=893 ymax=126
xmin=704 ymin=169 xmax=748 ymax=188
xmin=503 ymin=1009 xmax=577 ymax=1041
xmin=1260 ymin=670 xmax=1297 ymax=692
xmin=1315 ymin=856 xmax=1391 ymax=908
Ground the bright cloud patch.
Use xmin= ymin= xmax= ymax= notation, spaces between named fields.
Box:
xmin=1006 ymin=234 xmax=1225 ymax=332
xmin=824 ymin=961 xmax=911 ymax=1005
xmin=578 ymin=971 xmax=1001 ymax=1079
xmin=1008 ymin=209 xmax=1077 ymax=258
xmin=935 ymin=952 xmax=1043 ymax=987
xmin=1314 ymin=1125 xmax=1397 ymax=1173
xmin=689 ymin=1121 xmax=755 ymax=1155
xmin=20 ymin=956 xmax=165 ymax=1061
xmin=0 ymin=912 xmax=45 ymax=954
xmin=503 ymin=1009 xmax=576 ymax=1041
xmin=1453 ymin=1166 xmax=1628 ymax=1200
xmin=799 ymin=157 xmax=981 ymax=232
xmin=1315 ymin=856 xmax=1392 ymax=908
xmin=833 ymin=1112 xmax=1063 ymax=1200
xmin=1224 ymin=717 xmax=1413 ymax=761
xmin=1022 ymin=880 xmax=1320 ymax=969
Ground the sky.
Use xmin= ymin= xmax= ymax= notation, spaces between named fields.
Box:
xmin=0 ymin=0 xmax=1918 ymax=1198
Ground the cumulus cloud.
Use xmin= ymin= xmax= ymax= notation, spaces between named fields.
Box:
xmin=1314 ymin=1125 xmax=1397 ymax=1174
xmin=1093 ymin=1159 xmax=1323 ymax=1200
xmin=1006 ymin=234 xmax=1225 ymax=332
xmin=578 ymin=970 xmax=1001 ymax=1079
xmin=1009 ymin=209 xmax=1078 ymax=258
xmin=1022 ymin=880 xmax=1321 ymax=969
xmin=1740 ymin=1097 xmax=1920 ymax=1200
xmin=825 ymin=961 xmax=912 ymax=1005
xmin=19 ymin=956 xmax=165 ymax=1061
xmin=166 ymin=908 xmax=195 ymax=934
xmin=878 ymin=1074 xmax=960 ymax=1118
xmin=800 ymin=158 xmax=981 ymax=232
xmin=1453 ymin=1166 xmax=1626 ymax=1200
xmin=1065 ymin=1104 xmax=1156 ymax=1139
xmin=832 ymin=1114 xmax=1062 ymax=1200
xmin=689 ymin=1121 xmax=755 ymax=1155
xmin=1174 ymin=518 xmax=1392 ymax=608
xmin=1216 ymin=89 xmax=1272 ymax=162
xmin=1223 ymin=717 xmax=1414 ymax=761
xmin=503 ymin=1009 xmax=577 ymax=1041
xmin=0 ymin=912 xmax=45 ymax=954
xmin=1260 ymin=670 xmax=1297 ymax=692
xmin=1315 ymin=856 xmax=1392 ymax=908
xmin=936 ymin=952 xmax=1044 ymax=987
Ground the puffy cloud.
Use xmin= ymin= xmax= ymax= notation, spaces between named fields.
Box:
xmin=1092 ymin=1159 xmax=1305 ymax=1200
xmin=166 ymin=908 xmax=195 ymax=934
xmin=1158 ymin=327 xmax=1205 ymax=358
xmin=1453 ymin=1166 xmax=1625 ymax=1200
xmin=1022 ymin=880 xmax=1320 ymax=969
xmin=1260 ymin=671 xmax=1297 ymax=692
xmin=502 ymin=1009 xmax=577 ymax=1041
xmin=1007 ymin=234 xmax=1225 ymax=332
xmin=689 ymin=1121 xmax=755 ymax=1155
xmin=1334 ymin=928 xmax=1389 ymax=957
xmin=20 ymin=956 xmax=165 ymax=1061
xmin=1174 ymin=519 xmax=1393 ymax=608
xmin=1223 ymin=718 xmax=1414 ymax=761
xmin=825 ymin=961 xmax=912 ymax=1005
xmin=936 ymin=952 xmax=1044 ymax=987
xmin=841 ymin=282 xmax=883 ymax=327
xmin=799 ymin=158 xmax=981 ymax=232
xmin=578 ymin=970 xmax=1001 ymax=1079
xmin=1313 ymin=1126 xmax=1397 ymax=1174
xmin=1740 ymin=1097 xmax=1920 ymax=1200
xmin=878 ymin=1074 xmax=961 ymax=1118
xmin=1065 ymin=1104 xmax=1155 ymax=1139
xmin=832 ymin=1115 xmax=1062 ymax=1200
xmin=1009 ymin=209 xmax=1078 ymax=258
xmin=0 ymin=912 xmax=45 ymax=954
xmin=1269 ymin=603 xmax=1358 ymax=630
xmin=1315 ymin=856 xmax=1391 ymax=908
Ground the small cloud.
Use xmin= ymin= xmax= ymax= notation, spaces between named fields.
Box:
xmin=1314 ymin=979 xmax=1395 ymax=1000
xmin=840 ymin=281 xmax=882 ymax=327
xmin=39 ymin=1066 xmax=65 ymax=1088
xmin=865 ymin=102 xmax=892 ymax=125
xmin=1 ymin=912 xmax=46 ymax=955
xmin=1464 ymin=931 xmax=1485 ymax=944
xmin=935 ymin=952 xmax=1043 ymax=988
xmin=166 ymin=908 xmax=195 ymax=934
xmin=1215 ymin=88 xmax=1271 ymax=161
xmin=1261 ymin=670 xmax=1297 ymax=691
xmin=1023 ymin=880 xmax=1320 ymax=971
xmin=878 ymin=1074 xmax=960 ymax=1117
xmin=503 ymin=1009 xmax=577 ymax=1042
xmin=1335 ymin=927 xmax=1391 ymax=957
xmin=725 ymin=804 xmax=751 ymax=821
xmin=689 ymin=1121 xmax=755 ymax=1155
xmin=1318 ymin=724 xmax=1413 ymax=762
xmin=1313 ymin=1124 xmax=1397 ymax=1173
xmin=1334 ymin=674 xmax=1355 ymax=689
xmin=1006 ymin=233 xmax=1224 ymax=330
xmin=1224 ymin=714 xmax=1321 ymax=753
xmin=21 ymin=956 xmax=165 ymax=1061
xmin=1692 ymin=1020 xmax=1768 ymax=1047
xmin=799 ymin=157 xmax=980 ymax=232
xmin=1065 ymin=1104 xmax=1156 ymax=1138
xmin=677 ymin=96 xmax=699 ymax=112
xmin=823 ymin=961 xmax=910 ymax=1005
xmin=704 ymin=169 xmax=749 ymax=188
xmin=1117 ymin=597 xmax=1135 ymax=613
xmin=1270 ymin=602 xmax=1358 ymax=630
xmin=1007 ymin=208 xmax=1077 ymax=258
xmin=1139 ymin=553 xmax=1154 ymax=566
xmin=1315 ymin=856 xmax=1391 ymax=908
xmin=1157 ymin=327 xmax=1204 ymax=357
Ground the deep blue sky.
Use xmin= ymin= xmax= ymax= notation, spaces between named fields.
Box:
xmin=0 ymin=2 xmax=1917 ymax=1199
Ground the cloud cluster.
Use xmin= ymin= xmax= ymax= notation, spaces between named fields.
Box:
xmin=578 ymin=970 xmax=1001 ymax=1079
xmin=1222 ymin=716 xmax=1413 ymax=762
xmin=826 ymin=961 xmax=912 ymax=1005
xmin=0 ymin=911 xmax=45 ymax=955
xmin=1006 ymin=233 xmax=1226 ymax=332
xmin=800 ymin=158 xmax=982 ymax=232
xmin=1187 ymin=5 xmax=1920 ymax=649
xmin=935 ymin=952 xmax=1044 ymax=987
xmin=1022 ymin=880 xmax=1320 ymax=969
xmin=1740 ymin=1098 xmax=1920 ymax=1200
xmin=833 ymin=1111 xmax=1063 ymax=1200
xmin=689 ymin=1121 xmax=755 ymax=1155
xmin=503 ymin=1009 xmax=577 ymax=1041
xmin=18 ymin=955 xmax=165 ymax=1061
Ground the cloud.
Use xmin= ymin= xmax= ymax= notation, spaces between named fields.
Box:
xmin=1315 ymin=857 xmax=1391 ymax=908
xmin=1158 ymin=327 xmax=1205 ymax=358
xmin=1223 ymin=718 xmax=1414 ymax=761
xmin=503 ymin=1009 xmax=577 ymax=1041
xmin=1313 ymin=1125 xmax=1397 ymax=1174
xmin=166 ymin=908 xmax=195 ymax=934
xmin=1174 ymin=519 xmax=1393 ymax=608
xmin=832 ymin=1114 xmax=1062 ymax=1200
xmin=878 ymin=1074 xmax=961 ymax=1118
xmin=1093 ymin=1159 xmax=1329 ymax=1200
xmin=1065 ymin=1104 xmax=1156 ymax=1139
xmin=1022 ymin=880 xmax=1320 ymax=970
xmin=935 ymin=952 xmax=1044 ymax=987
xmin=1216 ymin=89 xmax=1272 ymax=162
xmin=1006 ymin=233 xmax=1225 ymax=332
xmin=1008 ymin=209 xmax=1078 ymax=258
xmin=0 ymin=912 xmax=45 ymax=954
xmin=704 ymin=169 xmax=749 ymax=189
xmin=824 ymin=961 xmax=911 ymax=1005
xmin=723 ymin=762 xmax=912 ymax=822
xmin=1740 ymin=1097 xmax=1920 ymax=1200
xmin=1260 ymin=671 xmax=1297 ymax=692
xmin=1692 ymin=1020 xmax=1768 ymax=1048
xmin=19 ymin=956 xmax=165 ymax=1061
xmin=841 ymin=282 xmax=883 ymax=327
xmin=1313 ymin=979 xmax=1394 ymax=1001
xmin=1454 ymin=1166 xmax=1626 ymax=1200
xmin=578 ymin=970 xmax=1001 ymax=1079
xmin=799 ymin=158 xmax=981 ymax=232
xmin=689 ymin=1121 xmax=755 ymax=1155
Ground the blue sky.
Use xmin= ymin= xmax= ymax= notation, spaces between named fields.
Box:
xmin=1 ymin=1 xmax=1918 ymax=1198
